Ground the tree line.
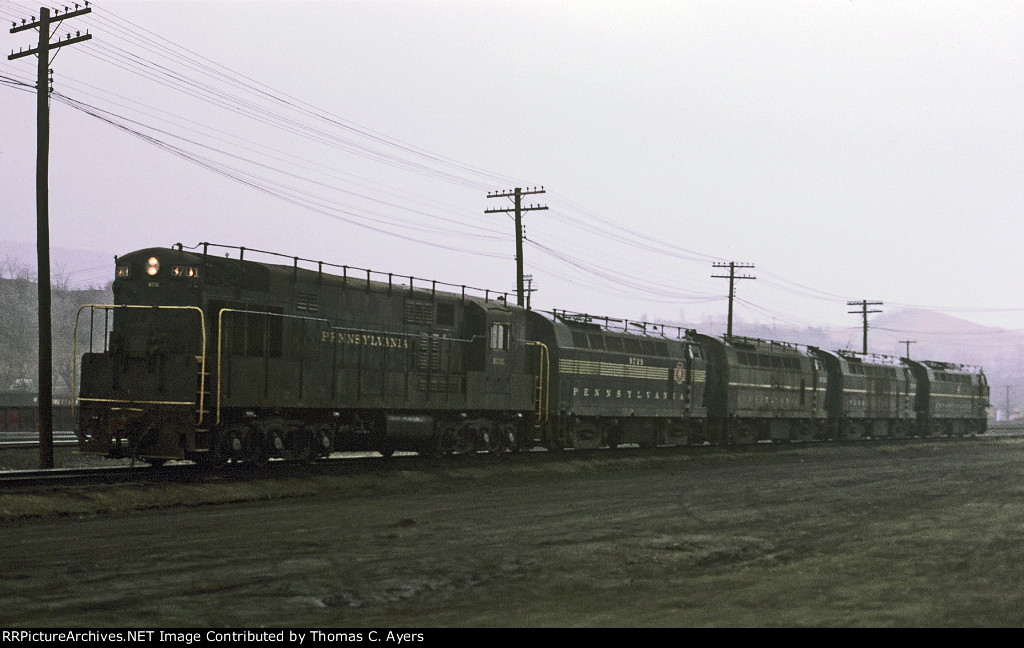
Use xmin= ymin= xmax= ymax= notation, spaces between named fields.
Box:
xmin=0 ymin=258 xmax=112 ymax=396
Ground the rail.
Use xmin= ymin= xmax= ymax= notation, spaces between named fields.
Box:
xmin=547 ymin=309 xmax=696 ymax=339
xmin=177 ymin=241 xmax=511 ymax=305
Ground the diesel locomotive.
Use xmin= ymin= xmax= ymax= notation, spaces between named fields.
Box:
xmin=73 ymin=243 xmax=989 ymax=465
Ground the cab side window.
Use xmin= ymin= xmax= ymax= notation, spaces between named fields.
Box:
xmin=489 ymin=322 xmax=509 ymax=351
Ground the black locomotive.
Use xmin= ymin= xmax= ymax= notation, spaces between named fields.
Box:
xmin=74 ymin=244 xmax=989 ymax=465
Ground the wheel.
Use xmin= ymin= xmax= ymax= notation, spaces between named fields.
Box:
xmin=282 ymin=427 xmax=315 ymax=461
xmin=454 ymin=430 xmax=476 ymax=455
xmin=732 ymin=422 xmax=757 ymax=445
xmin=505 ymin=426 xmax=519 ymax=452
xmin=841 ymin=422 xmax=864 ymax=440
xmin=607 ymin=429 xmax=622 ymax=449
xmin=792 ymin=422 xmax=813 ymax=442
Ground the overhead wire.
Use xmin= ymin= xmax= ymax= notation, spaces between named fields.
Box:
xmin=2 ymin=1 xmax=1022 ymax=336
xmin=51 ymin=92 xmax=509 ymax=258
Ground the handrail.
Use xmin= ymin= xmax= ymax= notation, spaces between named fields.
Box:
xmin=178 ymin=241 xmax=511 ymax=305
xmin=73 ymin=305 xmax=207 ymax=423
xmin=526 ymin=341 xmax=550 ymax=424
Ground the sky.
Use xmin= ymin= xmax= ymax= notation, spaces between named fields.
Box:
xmin=2 ymin=0 xmax=1024 ymax=336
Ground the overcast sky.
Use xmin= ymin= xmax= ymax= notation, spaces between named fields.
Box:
xmin=2 ymin=0 xmax=1023 ymax=335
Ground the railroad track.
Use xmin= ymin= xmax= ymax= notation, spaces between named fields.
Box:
xmin=1 ymin=431 xmax=1019 ymax=492
xmin=0 ymin=430 xmax=78 ymax=448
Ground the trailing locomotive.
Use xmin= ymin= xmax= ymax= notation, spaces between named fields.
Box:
xmin=74 ymin=243 xmax=989 ymax=465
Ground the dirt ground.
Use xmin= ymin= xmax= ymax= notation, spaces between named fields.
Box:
xmin=3 ymin=437 xmax=1024 ymax=627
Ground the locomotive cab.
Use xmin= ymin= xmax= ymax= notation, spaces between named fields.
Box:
xmin=76 ymin=247 xmax=211 ymax=463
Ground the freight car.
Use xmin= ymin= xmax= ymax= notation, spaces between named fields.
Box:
xmin=73 ymin=243 xmax=989 ymax=465
xmin=0 ymin=392 xmax=75 ymax=433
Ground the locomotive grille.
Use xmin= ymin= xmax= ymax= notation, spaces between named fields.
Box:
xmin=416 ymin=336 xmax=443 ymax=371
xmin=295 ymin=290 xmax=319 ymax=313
xmin=405 ymin=301 xmax=433 ymax=325
xmin=417 ymin=375 xmax=463 ymax=393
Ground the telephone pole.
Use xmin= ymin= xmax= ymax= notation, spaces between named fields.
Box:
xmin=712 ymin=262 xmax=755 ymax=339
xmin=9 ymin=3 xmax=92 ymax=469
xmin=523 ymin=274 xmax=536 ymax=310
xmin=898 ymin=339 xmax=916 ymax=358
xmin=485 ymin=187 xmax=547 ymax=308
xmin=847 ymin=300 xmax=883 ymax=355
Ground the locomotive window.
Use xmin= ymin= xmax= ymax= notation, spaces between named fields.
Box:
xmin=587 ymin=334 xmax=606 ymax=351
xmin=605 ymin=336 xmax=624 ymax=353
xmin=759 ymin=354 xmax=771 ymax=368
xmin=572 ymin=331 xmax=588 ymax=348
xmin=640 ymin=340 xmax=655 ymax=355
xmin=489 ymin=322 xmax=509 ymax=350
xmin=654 ymin=342 xmax=668 ymax=356
xmin=624 ymin=339 xmax=642 ymax=354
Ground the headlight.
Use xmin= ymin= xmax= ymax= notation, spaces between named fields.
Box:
xmin=146 ymin=257 xmax=160 ymax=276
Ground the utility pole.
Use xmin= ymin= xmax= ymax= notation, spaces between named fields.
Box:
xmin=9 ymin=3 xmax=92 ymax=469
xmin=523 ymin=274 xmax=535 ymax=310
xmin=898 ymin=339 xmax=917 ymax=358
xmin=847 ymin=300 xmax=883 ymax=355
xmin=485 ymin=187 xmax=547 ymax=308
xmin=1006 ymin=386 xmax=1012 ymax=421
xmin=711 ymin=262 xmax=755 ymax=340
